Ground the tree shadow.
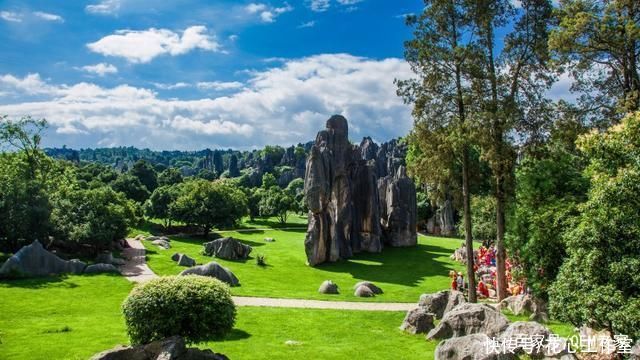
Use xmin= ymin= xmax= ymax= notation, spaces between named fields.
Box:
xmin=222 ymin=328 xmax=252 ymax=341
xmin=0 ymin=275 xmax=79 ymax=289
xmin=316 ymin=242 xmax=457 ymax=287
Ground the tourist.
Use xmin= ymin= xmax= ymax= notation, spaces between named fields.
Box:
xmin=449 ymin=270 xmax=458 ymax=291
xmin=456 ymin=272 xmax=464 ymax=292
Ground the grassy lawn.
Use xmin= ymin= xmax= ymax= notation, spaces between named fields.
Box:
xmin=504 ymin=313 xmax=577 ymax=339
xmin=0 ymin=274 xmax=133 ymax=360
xmin=133 ymin=216 xmax=471 ymax=302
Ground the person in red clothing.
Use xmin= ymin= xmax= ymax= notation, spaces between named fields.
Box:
xmin=477 ymin=281 xmax=489 ymax=298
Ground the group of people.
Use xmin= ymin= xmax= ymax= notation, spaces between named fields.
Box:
xmin=450 ymin=243 xmax=527 ymax=299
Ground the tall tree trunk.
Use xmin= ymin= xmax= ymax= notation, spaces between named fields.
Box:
xmin=462 ymin=146 xmax=477 ymax=302
xmin=495 ymin=173 xmax=508 ymax=300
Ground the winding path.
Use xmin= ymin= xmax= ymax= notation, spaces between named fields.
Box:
xmin=120 ymin=238 xmax=417 ymax=311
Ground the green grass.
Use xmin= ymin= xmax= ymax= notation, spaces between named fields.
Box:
xmin=134 ymin=217 xmax=471 ymax=302
xmin=0 ymin=274 xmax=133 ymax=360
xmin=504 ymin=313 xmax=577 ymax=339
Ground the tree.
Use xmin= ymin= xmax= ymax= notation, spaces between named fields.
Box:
xmin=550 ymin=0 xmax=640 ymax=125
xmin=261 ymin=173 xmax=277 ymax=189
xmin=172 ymin=180 xmax=247 ymax=236
xmin=285 ymin=178 xmax=305 ymax=215
xmin=157 ymin=167 xmax=183 ymax=187
xmin=145 ymin=185 xmax=179 ymax=227
xmin=111 ymin=174 xmax=151 ymax=203
xmin=50 ymin=186 xmax=138 ymax=253
xmin=259 ymin=187 xmax=294 ymax=224
xmin=196 ymin=168 xmax=216 ymax=181
xmin=467 ymin=0 xmax=553 ymax=300
xmin=398 ymin=0 xmax=479 ymax=301
xmin=549 ymin=112 xmax=640 ymax=338
xmin=129 ymin=159 xmax=158 ymax=192
xmin=0 ymin=116 xmax=47 ymax=178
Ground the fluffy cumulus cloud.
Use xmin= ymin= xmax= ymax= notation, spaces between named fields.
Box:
xmin=308 ymin=0 xmax=330 ymax=12
xmin=85 ymin=0 xmax=121 ymax=15
xmin=87 ymin=26 xmax=221 ymax=63
xmin=80 ymin=63 xmax=118 ymax=76
xmin=245 ymin=2 xmax=293 ymax=23
xmin=0 ymin=54 xmax=413 ymax=150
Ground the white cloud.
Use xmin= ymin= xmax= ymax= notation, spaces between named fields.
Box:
xmin=336 ymin=0 xmax=363 ymax=4
xmin=245 ymin=2 xmax=293 ymax=23
xmin=80 ymin=63 xmax=118 ymax=76
xmin=298 ymin=20 xmax=316 ymax=28
xmin=308 ymin=0 xmax=330 ymax=12
xmin=87 ymin=26 xmax=221 ymax=63
xmin=33 ymin=11 xmax=64 ymax=22
xmin=197 ymin=81 xmax=244 ymax=91
xmin=86 ymin=0 xmax=121 ymax=15
xmin=0 ymin=11 xmax=22 ymax=22
xmin=0 ymin=54 xmax=414 ymax=150
xmin=152 ymin=82 xmax=190 ymax=90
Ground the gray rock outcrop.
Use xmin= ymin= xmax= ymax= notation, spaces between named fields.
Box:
xmin=354 ymin=284 xmax=375 ymax=297
xmin=0 ymin=240 xmax=86 ymax=277
xmin=202 ymin=237 xmax=251 ymax=260
xmin=435 ymin=333 xmax=513 ymax=360
xmin=353 ymin=281 xmax=383 ymax=295
xmin=90 ymin=336 xmax=228 ymax=360
xmin=400 ymin=307 xmax=435 ymax=334
xmin=303 ymin=116 xmax=417 ymax=266
xmin=426 ymin=303 xmax=509 ymax=340
xmin=84 ymin=263 xmax=119 ymax=274
xmin=152 ymin=240 xmax=171 ymax=249
xmin=498 ymin=294 xmax=537 ymax=316
xmin=318 ymin=280 xmax=339 ymax=294
xmin=179 ymin=262 xmax=239 ymax=286
xmin=418 ymin=290 xmax=466 ymax=320
xmin=177 ymin=254 xmax=196 ymax=267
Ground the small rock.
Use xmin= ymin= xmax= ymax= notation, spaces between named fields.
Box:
xmin=284 ymin=340 xmax=302 ymax=346
xmin=177 ymin=254 xmax=196 ymax=267
xmin=264 ymin=237 xmax=275 ymax=242
xmin=353 ymin=281 xmax=383 ymax=294
xmin=426 ymin=303 xmax=509 ymax=340
xmin=400 ymin=307 xmax=435 ymax=334
xmin=152 ymin=240 xmax=171 ymax=249
xmin=318 ymin=280 xmax=339 ymax=294
xmin=85 ymin=263 xmax=119 ymax=274
xmin=354 ymin=284 xmax=375 ymax=297
xmin=171 ymin=253 xmax=181 ymax=261
xmin=179 ymin=261 xmax=239 ymax=286
xmin=90 ymin=336 xmax=228 ymax=360
xmin=203 ymin=237 xmax=251 ymax=260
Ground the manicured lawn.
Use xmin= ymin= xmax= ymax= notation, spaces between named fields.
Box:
xmin=0 ymin=274 xmax=133 ymax=360
xmin=135 ymin=217 xmax=471 ymax=302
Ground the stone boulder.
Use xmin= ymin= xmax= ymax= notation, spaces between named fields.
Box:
xmin=96 ymin=251 xmax=114 ymax=264
xmin=418 ymin=290 xmax=466 ymax=320
xmin=354 ymin=284 xmax=375 ymax=297
xmin=400 ymin=308 xmax=435 ymax=334
xmin=498 ymin=321 xmax=552 ymax=357
xmin=0 ymin=240 xmax=86 ymax=277
xmin=202 ymin=237 xmax=251 ymax=260
xmin=318 ymin=280 xmax=339 ymax=294
xmin=498 ymin=294 xmax=538 ymax=316
xmin=435 ymin=333 xmax=514 ymax=360
xmin=177 ymin=254 xmax=196 ymax=267
xmin=179 ymin=262 xmax=239 ymax=286
xmin=171 ymin=253 xmax=181 ymax=261
xmin=378 ymin=166 xmax=417 ymax=247
xmin=631 ymin=340 xmax=640 ymax=360
xmin=426 ymin=303 xmax=509 ymax=340
xmin=264 ymin=237 xmax=275 ymax=242
xmin=90 ymin=336 xmax=228 ymax=360
xmin=85 ymin=263 xmax=119 ymax=274
xmin=152 ymin=240 xmax=171 ymax=250
xmin=353 ymin=281 xmax=383 ymax=295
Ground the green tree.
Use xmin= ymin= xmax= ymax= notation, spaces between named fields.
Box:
xmin=228 ymin=154 xmax=240 ymax=178
xmin=549 ymin=112 xmax=640 ymax=338
xmin=259 ymin=187 xmax=294 ymax=224
xmin=172 ymin=179 xmax=248 ymax=236
xmin=285 ymin=178 xmax=305 ymax=215
xmin=145 ymin=185 xmax=179 ymax=227
xmin=261 ymin=172 xmax=277 ymax=189
xmin=0 ymin=116 xmax=47 ymax=178
xmin=129 ymin=159 xmax=158 ymax=192
xmin=157 ymin=167 xmax=183 ymax=187
xmin=550 ymin=0 xmax=640 ymax=125
xmin=111 ymin=174 xmax=151 ymax=203
xmin=197 ymin=168 xmax=216 ymax=181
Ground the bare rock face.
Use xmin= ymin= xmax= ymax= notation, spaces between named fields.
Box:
xmin=0 ymin=240 xmax=86 ymax=277
xmin=90 ymin=336 xmax=228 ymax=360
xmin=426 ymin=303 xmax=509 ymax=340
xmin=435 ymin=333 xmax=513 ymax=360
xmin=498 ymin=294 xmax=537 ymax=316
xmin=378 ymin=166 xmax=417 ymax=247
xmin=202 ymin=237 xmax=251 ymax=260
xmin=418 ymin=290 xmax=466 ymax=320
xmin=400 ymin=307 xmax=435 ymax=334
xmin=354 ymin=284 xmax=375 ymax=297
xmin=353 ymin=281 xmax=383 ymax=295
xmin=304 ymin=115 xmax=417 ymax=266
xmin=318 ymin=280 xmax=339 ymax=294
xmin=179 ymin=262 xmax=239 ymax=287
xmin=85 ymin=263 xmax=119 ymax=274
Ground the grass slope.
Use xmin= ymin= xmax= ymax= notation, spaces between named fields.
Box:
xmin=135 ymin=216 xmax=471 ymax=302
xmin=0 ymin=274 xmax=133 ymax=360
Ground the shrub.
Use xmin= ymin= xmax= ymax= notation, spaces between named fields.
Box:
xmin=256 ymin=254 xmax=266 ymax=267
xmin=122 ymin=275 xmax=236 ymax=345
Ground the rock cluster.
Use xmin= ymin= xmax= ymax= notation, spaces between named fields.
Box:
xmin=202 ymin=237 xmax=252 ymax=260
xmin=90 ymin=336 xmax=227 ymax=360
xmin=179 ymin=261 xmax=239 ymax=286
xmin=304 ymin=115 xmax=417 ymax=266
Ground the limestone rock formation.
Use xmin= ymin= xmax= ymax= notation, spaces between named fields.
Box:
xmin=434 ymin=333 xmax=511 ymax=360
xmin=426 ymin=303 xmax=509 ymax=340
xmin=498 ymin=294 xmax=538 ymax=316
xmin=304 ymin=115 xmax=417 ymax=266
xmin=418 ymin=290 xmax=466 ymax=320
xmin=353 ymin=281 xmax=383 ymax=295
xmin=84 ymin=263 xmax=119 ymax=274
xmin=180 ymin=262 xmax=239 ymax=286
xmin=202 ymin=237 xmax=251 ymax=260
xmin=400 ymin=307 xmax=435 ymax=334
xmin=177 ymin=254 xmax=196 ymax=267
xmin=90 ymin=336 xmax=228 ymax=360
xmin=318 ymin=280 xmax=339 ymax=294
xmin=0 ymin=240 xmax=86 ymax=277
xmin=354 ymin=284 xmax=375 ymax=297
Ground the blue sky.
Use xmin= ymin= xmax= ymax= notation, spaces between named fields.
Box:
xmin=0 ymin=0 xmax=571 ymax=150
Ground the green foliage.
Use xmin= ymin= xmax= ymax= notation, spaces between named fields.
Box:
xmin=144 ymin=185 xmax=179 ymax=227
xmin=285 ymin=178 xmax=305 ymax=214
xmin=157 ymin=167 xmax=183 ymax=187
xmin=172 ymin=179 xmax=248 ymax=235
xmin=261 ymin=173 xmax=277 ymax=189
xmin=256 ymin=254 xmax=266 ymax=267
xmin=50 ymin=186 xmax=138 ymax=251
xmin=122 ymin=275 xmax=236 ymax=345
xmin=259 ymin=187 xmax=294 ymax=224
xmin=457 ymin=195 xmax=497 ymax=244
xmin=129 ymin=159 xmax=158 ymax=193
xmin=415 ymin=189 xmax=433 ymax=226
xmin=197 ymin=168 xmax=217 ymax=181
xmin=549 ymin=112 xmax=640 ymax=338
xmin=111 ymin=174 xmax=150 ymax=203
xmin=228 ymin=154 xmax=240 ymax=178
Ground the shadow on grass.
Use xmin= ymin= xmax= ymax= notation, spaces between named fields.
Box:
xmin=223 ymin=328 xmax=251 ymax=341
xmin=316 ymin=243 xmax=456 ymax=287
xmin=0 ymin=274 xmax=78 ymax=289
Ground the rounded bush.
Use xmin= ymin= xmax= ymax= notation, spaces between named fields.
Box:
xmin=122 ymin=275 xmax=236 ymax=345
